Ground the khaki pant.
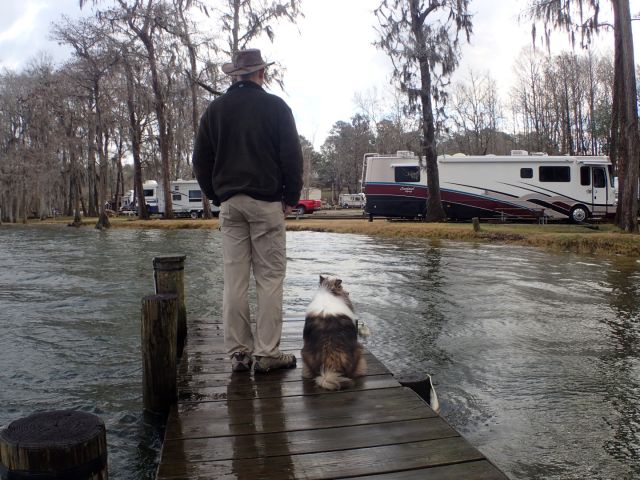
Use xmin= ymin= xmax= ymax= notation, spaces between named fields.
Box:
xmin=219 ymin=194 xmax=286 ymax=357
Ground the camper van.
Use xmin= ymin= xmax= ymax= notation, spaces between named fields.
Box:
xmin=339 ymin=193 xmax=365 ymax=209
xmin=143 ymin=179 xmax=220 ymax=218
xmin=362 ymin=151 xmax=616 ymax=222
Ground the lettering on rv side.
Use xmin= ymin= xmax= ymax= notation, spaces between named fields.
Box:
xmin=400 ymin=186 xmax=415 ymax=193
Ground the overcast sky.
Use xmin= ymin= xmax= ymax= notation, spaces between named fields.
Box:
xmin=1 ymin=0 xmax=639 ymax=149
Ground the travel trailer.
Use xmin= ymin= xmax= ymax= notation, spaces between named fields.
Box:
xmin=362 ymin=151 xmax=616 ymax=222
xmin=143 ymin=179 xmax=220 ymax=218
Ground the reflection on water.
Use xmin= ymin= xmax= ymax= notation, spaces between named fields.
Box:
xmin=0 ymin=225 xmax=639 ymax=479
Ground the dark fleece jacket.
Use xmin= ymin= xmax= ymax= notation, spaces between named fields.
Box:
xmin=192 ymin=80 xmax=303 ymax=207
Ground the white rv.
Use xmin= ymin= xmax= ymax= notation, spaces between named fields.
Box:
xmin=362 ymin=151 xmax=616 ymax=222
xmin=339 ymin=193 xmax=365 ymax=208
xmin=143 ymin=179 xmax=220 ymax=218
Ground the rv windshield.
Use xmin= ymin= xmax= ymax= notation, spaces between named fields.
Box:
xmin=395 ymin=166 xmax=420 ymax=183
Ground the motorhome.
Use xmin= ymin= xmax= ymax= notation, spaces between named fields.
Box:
xmin=362 ymin=151 xmax=616 ymax=222
xmin=143 ymin=179 xmax=220 ymax=218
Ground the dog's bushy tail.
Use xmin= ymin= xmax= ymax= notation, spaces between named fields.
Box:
xmin=315 ymin=368 xmax=352 ymax=391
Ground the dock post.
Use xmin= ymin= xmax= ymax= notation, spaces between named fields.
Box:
xmin=141 ymin=293 xmax=178 ymax=416
xmin=472 ymin=217 xmax=481 ymax=232
xmin=153 ymin=254 xmax=186 ymax=356
xmin=0 ymin=410 xmax=108 ymax=479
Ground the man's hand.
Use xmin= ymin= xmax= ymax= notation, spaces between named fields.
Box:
xmin=283 ymin=203 xmax=294 ymax=216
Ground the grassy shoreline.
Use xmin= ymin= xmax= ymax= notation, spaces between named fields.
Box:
xmin=11 ymin=214 xmax=640 ymax=257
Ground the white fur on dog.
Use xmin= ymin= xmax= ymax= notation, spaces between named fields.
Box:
xmin=315 ymin=368 xmax=352 ymax=390
xmin=306 ymin=287 xmax=354 ymax=320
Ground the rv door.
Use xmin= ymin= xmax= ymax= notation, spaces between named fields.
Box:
xmin=591 ymin=167 xmax=608 ymax=215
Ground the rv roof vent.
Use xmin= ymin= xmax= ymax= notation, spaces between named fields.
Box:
xmin=452 ymin=153 xmax=467 ymax=157
xmin=396 ymin=150 xmax=414 ymax=157
xmin=530 ymin=151 xmax=548 ymax=156
xmin=510 ymin=150 xmax=529 ymax=156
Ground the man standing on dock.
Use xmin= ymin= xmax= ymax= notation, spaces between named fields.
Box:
xmin=192 ymin=49 xmax=303 ymax=373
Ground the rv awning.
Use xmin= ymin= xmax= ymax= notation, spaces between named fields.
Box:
xmin=389 ymin=163 xmax=420 ymax=168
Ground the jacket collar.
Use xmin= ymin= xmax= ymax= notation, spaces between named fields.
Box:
xmin=227 ymin=80 xmax=264 ymax=92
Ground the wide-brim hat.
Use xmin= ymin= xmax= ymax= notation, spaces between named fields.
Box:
xmin=222 ymin=49 xmax=274 ymax=76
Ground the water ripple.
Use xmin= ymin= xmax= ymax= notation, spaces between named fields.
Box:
xmin=1 ymin=226 xmax=639 ymax=479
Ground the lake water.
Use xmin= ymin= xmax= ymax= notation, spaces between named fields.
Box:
xmin=0 ymin=225 xmax=639 ymax=479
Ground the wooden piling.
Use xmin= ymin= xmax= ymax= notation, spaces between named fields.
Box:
xmin=153 ymin=255 xmax=186 ymax=356
xmin=141 ymin=293 xmax=178 ymax=415
xmin=472 ymin=216 xmax=481 ymax=232
xmin=0 ymin=410 xmax=108 ymax=479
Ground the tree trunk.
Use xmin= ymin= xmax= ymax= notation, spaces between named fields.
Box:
xmin=146 ymin=40 xmax=173 ymax=219
xmin=87 ymin=109 xmax=98 ymax=217
xmin=187 ymin=44 xmax=213 ymax=219
xmin=410 ymin=0 xmax=446 ymax=222
xmin=70 ymin=150 xmax=82 ymax=226
xmin=124 ymin=55 xmax=149 ymax=220
xmin=95 ymin=84 xmax=111 ymax=230
xmin=613 ymin=0 xmax=639 ymax=233
xmin=128 ymin=11 xmax=173 ymax=219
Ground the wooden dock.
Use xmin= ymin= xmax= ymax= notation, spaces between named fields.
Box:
xmin=156 ymin=316 xmax=509 ymax=479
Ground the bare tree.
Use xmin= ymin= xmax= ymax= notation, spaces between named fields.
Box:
xmin=52 ymin=16 xmax=120 ymax=229
xmin=449 ymin=70 xmax=502 ymax=154
xmin=121 ymin=45 xmax=151 ymax=219
xmin=375 ymin=0 xmax=473 ymax=221
xmin=526 ymin=0 xmax=639 ymax=232
xmin=172 ymin=0 xmax=216 ymax=218
xmin=218 ymin=0 xmax=302 ymax=89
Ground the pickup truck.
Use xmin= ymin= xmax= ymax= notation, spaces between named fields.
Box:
xmin=295 ymin=199 xmax=322 ymax=214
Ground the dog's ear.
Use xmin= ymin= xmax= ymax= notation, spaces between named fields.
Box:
xmin=319 ymin=275 xmax=325 ymax=284
xmin=335 ymin=279 xmax=342 ymax=288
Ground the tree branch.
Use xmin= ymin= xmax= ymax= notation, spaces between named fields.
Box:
xmin=184 ymin=70 xmax=222 ymax=96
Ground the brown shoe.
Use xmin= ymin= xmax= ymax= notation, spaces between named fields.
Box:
xmin=231 ymin=352 xmax=253 ymax=372
xmin=253 ymin=352 xmax=297 ymax=373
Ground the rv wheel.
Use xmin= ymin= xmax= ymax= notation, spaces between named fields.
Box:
xmin=569 ymin=205 xmax=588 ymax=223
xmin=190 ymin=211 xmax=199 ymax=219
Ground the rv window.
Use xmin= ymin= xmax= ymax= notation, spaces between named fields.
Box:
xmin=174 ymin=185 xmax=179 ymax=191
xmin=593 ymin=168 xmax=606 ymax=188
xmin=580 ymin=166 xmax=591 ymax=186
xmin=143 ymin=189 xmax=154 ymax=197
xmin=172 ymin=194 xmax=181 ymax=201
xmin=188 ymin=190 xmax=202 ymax=202
xmin=539 ymin=166 xmax=570 ymax=182
xmin=520 ymin=168 xmax=533 ymax=179
xmin=395 ymin=166 xmax=420 ymax=183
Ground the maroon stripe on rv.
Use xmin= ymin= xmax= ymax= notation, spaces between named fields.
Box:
xmin=364 ymin=184 xmax=428 ymax=197
xmin=552 ymin=202 xmax=572 ymax=211
xmin=441 ymin=191 xmax=537 ymax=217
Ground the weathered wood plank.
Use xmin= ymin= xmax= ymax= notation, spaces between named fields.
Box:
xmin=156 ymin=436 xmax=484 ymax=479
xmin=177 ymin=352 xmax=389 ymax=379
xmin=178 ymin=373 xmax=400 ymax=402
xmin=164 ymin=387 xmax=436 ymax=440
xmin=159 ymin=417 xmax=458 ymax=465
xmin=349 ymin=460 xmax=509 ymax=479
